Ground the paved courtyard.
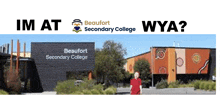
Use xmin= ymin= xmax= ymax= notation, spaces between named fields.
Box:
xmin=116 ymin=87 xmax=216 ymax=95
xmin=21 ymin=87 xmax=216 ymax=95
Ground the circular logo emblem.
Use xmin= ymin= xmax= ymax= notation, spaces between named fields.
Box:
xmin=157 ymin=51 xmax=165 ymax=59
xmin=159 ymin=67 xmax=167 ymax=74
xmin=192 ymin=53 xmax=201 ymax=64
xmin=176 ymin=57 xmax=184 ymax=67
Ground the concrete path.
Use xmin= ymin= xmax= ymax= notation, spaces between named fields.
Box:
xmin=21 ymin=91 xmax=56 ymax=95
xmin=116 ymin=87 xmax=216 ymax=95
xmin=21 ymin=88 xmax=216 ymax=95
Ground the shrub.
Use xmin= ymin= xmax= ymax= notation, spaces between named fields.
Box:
xmin=155 ymin=79 xmax=168 ymax=89
xmin=108 ymin=86 xmax=117 ymax=93
xmin=188 ymin=83 xmax=194 ymax=87
xmin=91 ymin=89 xmax=100 ymax=95
xmin=0 ymin=90 xmax=8 ymax=95
xmin=26 ymin=79 xmax=31 ymax=92
xmin=101 ymin=91 xmax=106 ymax=95
xmin=79 ymin=78 xmax=96 ymax=91
xmin=3 ymin=65 xmax=22 ymax=94
xmin=211 ymin=82 xmax=216 ymax=91
xmin=92 ymin=84 xmax=104 ymax=94
xmin=204 ymin=82 xmax=209 ymax=91
xmin=193 ymin=80 xmax=216 ymax=91
xmin=199 ymin=82 xmax=205 ymax=90
xmin=208 ymin=84 xmax=213 ymax=91
xmin=55 ymin=78 xmax=105 ymax=95
xmin=210 ymin=82 xmax=215 ymax=91
xmin=71 ymin=91 xmax=83 ymax=95
xmin=209 ymin=83 xmax=215 ymax=91
xmin=213 ymin=84 xmax=216 ymax=90
xmin=55 ymin=80 xmax=79 ymax=94
xmin=168 ymin=80 xmax=180 ymax=88
xmin=5 ymin=71 xmax=21 ymax=94
xmin=178 ymin=83 xmax=194 ymax=88
xmin=82 ymin=90 xmax=92 ymax=95
xmin=99 ymin=90 xmax=105 ymax=94
xmin=104 ymin=88 xmax=115 ymax=95
xmin=194 ymin=80 xmax=201 ymax=89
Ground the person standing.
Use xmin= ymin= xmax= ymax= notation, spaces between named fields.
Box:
xmin=130 ymin=72 xmax=142 ymax=95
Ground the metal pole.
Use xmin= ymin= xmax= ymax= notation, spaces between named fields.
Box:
xmin=23 ymin=42 xmax=27 ymax=81
xmin=151 ymin=47 xmax=154 ymax=87
xmin=24 ymin=42 xmax=26 ymax=57
xmin=10 ymin=39 xmax=13 ymax=72
xmin=16 ymin=39 xmax=20 ymax=73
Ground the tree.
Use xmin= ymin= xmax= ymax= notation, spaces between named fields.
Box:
xmin=133 ymin=58 xmax=151 ymax=86
xmin=213 ymin=67 xmax=216 ymax=77
xmin=3 ymin=65 xmax=21 ymax=94
xmin=94 ymin=40 xmax=128 ymax=86
xmin=94 ymin=49 xmax=108 ymax=83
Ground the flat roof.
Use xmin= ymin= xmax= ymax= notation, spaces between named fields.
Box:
xmin=31 ymin=42 xmax=95 ymax=44
xmin=151 ymin=46 xmax=216 ymax=50
xmin=13 ymin=52 xmax=31 ymax=53
xmin=0 ymin=52 xmax=11 ymax=57
xmin=126 ymin=51 xmax=151 ymax=59
xmin=6 ymin=57 xmax=34 ymax=62
xmin=0 ymin=53 xmax=17 ymax=62
xmin=1 ymin=52 xmax=33 ymax=61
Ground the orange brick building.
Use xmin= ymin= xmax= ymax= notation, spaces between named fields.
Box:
xmin=125 ymin=47 xmax=216 ymax=83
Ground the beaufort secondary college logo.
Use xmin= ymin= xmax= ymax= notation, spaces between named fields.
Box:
xmin=72 ymin=19 xmax=82 ymax=33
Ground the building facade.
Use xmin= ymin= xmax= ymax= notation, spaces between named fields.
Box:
xmin=31 ymin=42 xmax=95 ymax=91
xmin=125 ymin=47 xmax=216 ymax=83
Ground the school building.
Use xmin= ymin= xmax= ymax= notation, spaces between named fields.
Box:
xmin=124 ymin=47 xmax=216 ymax=84
xmin=0 ymin=41 xmax=95 ymax=92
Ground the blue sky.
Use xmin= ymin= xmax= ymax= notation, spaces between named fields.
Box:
xmin=0 ymin=34 xmax=216 ymax=58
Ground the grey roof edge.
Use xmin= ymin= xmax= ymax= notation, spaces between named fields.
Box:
xmin=31 ymin=42 xmax=95 ymax=44
xmin=151 ymin=46 xmax=216 ymax=50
